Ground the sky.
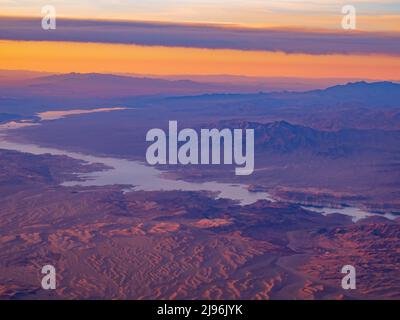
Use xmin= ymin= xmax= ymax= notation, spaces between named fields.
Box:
xmin=1 ymin=40 xmax=399 ymax=79
xmin=1 ymin=0 xmax=400 ymax=30
xmin=0 ymin=0 xmax=399 ymax=80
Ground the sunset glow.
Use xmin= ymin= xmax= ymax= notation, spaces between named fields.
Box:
xmin=1 ymin=40 xmax=399 ymax=80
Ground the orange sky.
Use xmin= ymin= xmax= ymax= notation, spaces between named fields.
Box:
xmin=1 ymin=40 xmax=399 ymax=80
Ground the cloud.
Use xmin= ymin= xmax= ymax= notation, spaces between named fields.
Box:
xmin=0 ymin=17 xmax=399 ymax=55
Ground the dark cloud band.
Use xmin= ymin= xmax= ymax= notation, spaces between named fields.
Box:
xmin=1 ymin=17 xmax=399 ymax=55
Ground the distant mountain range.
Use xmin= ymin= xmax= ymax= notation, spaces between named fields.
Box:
xmin=0 ymin=72 xmax=231 ymax=98
xmin=218 ymin=119 xmax=400 ymax=156
xmin=0 ymin=72 xmax=399 ymax=128
xmin=1 ymin=72 xmax=399 ymax=104
xmin=182 ymin=80 xmax=400 ymax=109
xmin=303 ymin=81 xmax=400 ymax=108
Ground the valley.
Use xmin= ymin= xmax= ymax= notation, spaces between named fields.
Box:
xmin=0 ymin=73 xmax=399 ymax=300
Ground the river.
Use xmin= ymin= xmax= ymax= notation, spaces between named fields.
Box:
xmin=0 ymin=107 xmax=397 ymax=221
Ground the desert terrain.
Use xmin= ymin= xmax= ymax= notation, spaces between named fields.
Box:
xmin=0 ymin=73 xmax=399 ymax=299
